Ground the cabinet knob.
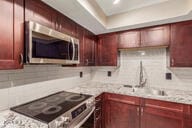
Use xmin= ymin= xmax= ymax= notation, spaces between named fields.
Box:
xmin=19 ymin=53 xmax=23 ymax=65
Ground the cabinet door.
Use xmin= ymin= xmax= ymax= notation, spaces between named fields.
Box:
xmin=0 ymin=0 xmax=24 ymax=69
xmin=103 ymin=93 xmax=140 ymax=128
xmin=170 ymin=21 xmax=192 ymax=67
xmin=141 ymin=99 xmax=185 ymax=128
xmin=98 ymin=34 xmax=118 ymax=66
xmin=57 ymin=14 xmax=75 ymax=36
xmin=141 ymin=25 xmax=170 ymax=47
xmin=118 ymin=30 xmax=140 ymax=49
xmin=76 ymin=25 xmax=84 ymax=66
xmin=83 ymin=31 xmax=96 ymax=66
xmin=25 ymin=0 xmax=56 ymax=29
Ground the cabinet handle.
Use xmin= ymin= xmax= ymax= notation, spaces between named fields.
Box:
xmin=19 ymin=53 xmax=23 ymax=65
xmin=171 ymin=58 xmax=174 ymax=66
xmin=137 ymin=107 xmax=140 ymax=116
xmin=86 ymin=59 xmax=89 ymax=65
xmin=141 ymin=107 xmax=144 ymax=116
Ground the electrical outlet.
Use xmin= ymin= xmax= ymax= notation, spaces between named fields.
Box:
xmin=80 ymin=72 xmax=83 ymax=78
xmin=107 ymin=71 xmax=112 ymax=77
xmin=166 ymin=73 xmax=172 ymax=80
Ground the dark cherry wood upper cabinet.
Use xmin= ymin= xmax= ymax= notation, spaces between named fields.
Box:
xmin=141 ymin=99 xmax=187 ymax=128
xmin=118 ymin=30 xmax=141 ymax=49
xmin=141 ymin=25 xmax=170 ymax=47
xmin=103 ymin=93 xmax=140 ymax=128
xmin=0 ymin=0 xmax=24 ymax=70
xmin=57 ymin=13 xmax=76 ymax=36
xmin=76 ymin=25 xmax=85 ymax=66
xmin=25 ymin=0 xmax=57 ymax=29
xmin=97 ymin=34 xmax=118 ymax=66
xmin=83 ymin=30 xmax=96 ymax=66
xmin=170 ymin=21 xmax=192 ymax=67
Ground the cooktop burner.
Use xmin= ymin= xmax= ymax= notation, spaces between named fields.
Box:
xmin=11 ymin=91 xmax=92 ymax=123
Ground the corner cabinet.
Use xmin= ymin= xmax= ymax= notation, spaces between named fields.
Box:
xmin=97 ymin=34 xmax=118 ymax=66
xmin=170 ymin=21 xmax=192 ymax=67
xmin=0 ymin=0 xmax=24 ymax=69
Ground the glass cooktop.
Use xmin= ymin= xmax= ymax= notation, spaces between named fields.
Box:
xmin=11 ymin=91 xmax=92 ymax=123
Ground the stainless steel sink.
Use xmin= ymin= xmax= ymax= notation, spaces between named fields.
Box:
xmin=134 ymin=88 xmax=168 ymax=96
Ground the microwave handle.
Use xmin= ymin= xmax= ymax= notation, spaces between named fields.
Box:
xmin=72 ymin=38 xmax=75 ymax=61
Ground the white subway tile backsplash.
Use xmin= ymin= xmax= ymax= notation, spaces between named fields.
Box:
xmin=0 ymin=88 xmax=9 ymax=111
xmin=0 ymin=74 xmax=8 ymax=82
xmin=92 ymin=48 xmax=192 ymax=91
xmin=0 ymin=65 xmax=91 ymax=111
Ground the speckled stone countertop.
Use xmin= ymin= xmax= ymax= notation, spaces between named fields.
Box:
xmin=0 ymin=110 xmax=47 ymax=128
xmin=66 ymin=82 xmax=192 ymax=105
xmin=1 ymin=82 xmax=192 ymax=128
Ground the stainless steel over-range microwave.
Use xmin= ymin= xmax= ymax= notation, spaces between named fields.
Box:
xmin=25 ymin=21 xmax=79 ymax=65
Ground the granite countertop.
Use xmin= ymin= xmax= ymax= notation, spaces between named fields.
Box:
xmin=66 ymin=82 xmax=192 ymax=105
xmin=1 ymin=82 xmax=192 ymax=128
xmin=0 ymin=110 xmax=47 ymax=128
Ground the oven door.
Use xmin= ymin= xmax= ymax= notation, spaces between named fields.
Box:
xmin=69 ymin=107 xmax=95 ymax=128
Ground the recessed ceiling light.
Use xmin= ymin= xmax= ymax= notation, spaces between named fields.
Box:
xmin=113 ymin=0 xmax=120 ymax=5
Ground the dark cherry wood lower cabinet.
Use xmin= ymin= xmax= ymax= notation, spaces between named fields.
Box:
xmin=103 ymin=93 xmax=140 ymax=128
xmin=141 ymin=99 xmax=185 ymax=128
xmin=101 ymin=93 xmax=191 ymax=128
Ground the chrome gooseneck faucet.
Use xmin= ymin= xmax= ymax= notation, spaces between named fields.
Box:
xmin=136 ymin=61 xmax=147 ymax=88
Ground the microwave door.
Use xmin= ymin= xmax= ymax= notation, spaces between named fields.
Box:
xmin=32 ymin=36 xmax=70 ymax=60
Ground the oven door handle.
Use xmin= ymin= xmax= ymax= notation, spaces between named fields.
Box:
xmin=73 ymin=107 xmax=95 ymax=128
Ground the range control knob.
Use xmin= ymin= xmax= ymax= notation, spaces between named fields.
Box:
xmin=87 ymin=99 xmax=94 ymax=108
xmin=62 ymin=117 xmax=70 ymax=123
xmin=61 ymin=117 xmax=70 ymax=127
xmin=55 ymin=120 xmax=63 ymax=128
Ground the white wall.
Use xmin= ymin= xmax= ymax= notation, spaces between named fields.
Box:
xmin=91 ymin=48 xmax=192 ymax=91
xmin=0 ymin=65 xmax=91 ymax=111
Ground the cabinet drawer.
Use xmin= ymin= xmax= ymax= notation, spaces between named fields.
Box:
xmin=105 ymin=93 xmax=140 ymax=105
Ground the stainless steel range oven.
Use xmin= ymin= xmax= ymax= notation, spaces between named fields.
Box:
xmin=11 ymin=91 xmax=95 ymax=128
xmin=25 ymin=21 xmax=80 ymax=65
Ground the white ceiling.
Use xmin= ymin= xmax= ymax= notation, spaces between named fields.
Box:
xmin=95 ymin=0 xmax=169 ymax=16
xmin=42 ymin=0 xmax=192 ymax=34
